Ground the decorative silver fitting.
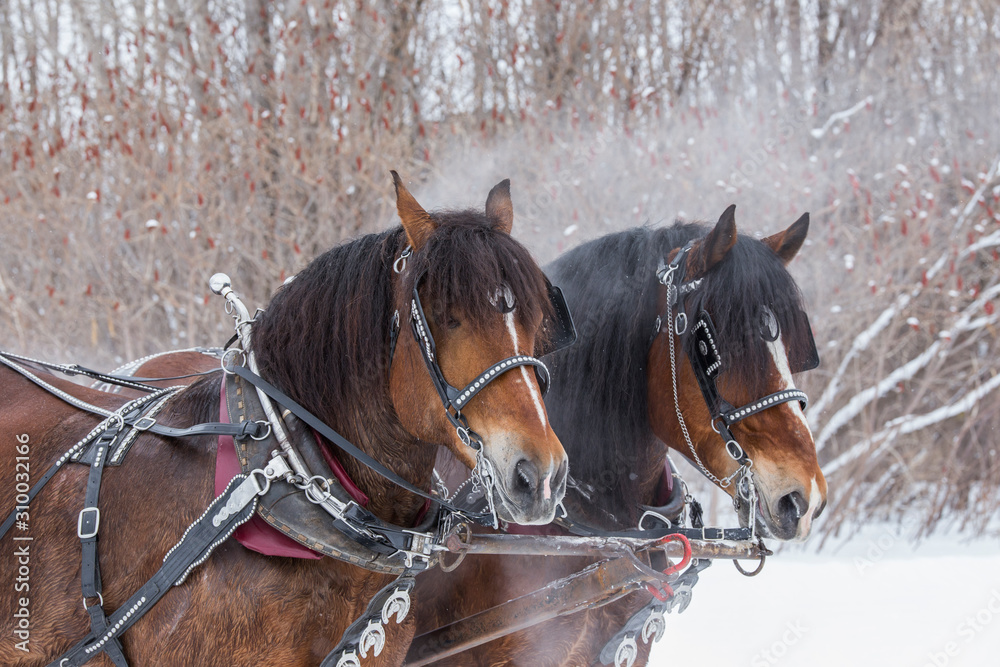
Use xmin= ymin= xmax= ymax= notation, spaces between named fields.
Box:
xmin=381 ymin=586 xmax=412 ymax=625
xmin=359 ymin=620 xmax=386 ymax=658
xmin=335 ymin=651 xmax=361 ymax=667
xmin=209 ymin=273 xmax=232 ymax=296
xmin=641 ymin=608 xmax=667 ymax=644
xmin=614 ymin=634 xmax=638 ymax=667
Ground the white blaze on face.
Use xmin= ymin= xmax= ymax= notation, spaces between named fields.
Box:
xmin=766 ymin=336 xmax=810 ymax=433
xmin=503 ymin=307 xmax=548 ymax=430
xmin=494 ymin=285 xmax=553 ymax=500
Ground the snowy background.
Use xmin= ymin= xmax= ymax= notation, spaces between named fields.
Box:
xmin=651 ymin=526 xmax=1000 ymax=667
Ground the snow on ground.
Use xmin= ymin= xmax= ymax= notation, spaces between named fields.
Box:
xmin=649 ymin=526 xmax=1000 ymax=667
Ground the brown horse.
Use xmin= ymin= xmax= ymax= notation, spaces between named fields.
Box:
xmin=412 ymin=206 xmax=827 ymax=666
xmin=0 ymin=173 xmax=568 ymax=666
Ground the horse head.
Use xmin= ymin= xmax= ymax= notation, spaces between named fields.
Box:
xmin=388 ymin=173 xmax=568 ymax=525
xmin=648 ymin=205 xmax=827 ymax=541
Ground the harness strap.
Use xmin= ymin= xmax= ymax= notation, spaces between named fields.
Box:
xmin=230 ymin=364 xmax=494 ymax=527
xmin=0 ymin=351 xmax=268 ymax=441
xmin=0 ymin=389 xmax=176 ymax=542
xmin=0 ymin=350 xmax=162 ymax=394
xmin=78 ymin=428 xmax=128 ymax=667
xmin=49 ymin=473 xmax=262 ymax=667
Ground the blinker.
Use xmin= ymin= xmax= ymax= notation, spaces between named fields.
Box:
xmin=536 ymin=278 xmax=578 ymax=358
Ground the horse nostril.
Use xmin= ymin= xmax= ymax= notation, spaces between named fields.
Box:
xmin=813 ymin=499 xmax=827 ymax=519
xmin=552 ymin=458 xmax=568 ymax=492
xmin=776 ymin=490 xmax=808 ymax=523
xmin=513 ymin=459 xmax=538 ymax=495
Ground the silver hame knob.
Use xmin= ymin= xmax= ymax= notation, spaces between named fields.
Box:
xmin=209 ymin=273 xmax=231 ymax=295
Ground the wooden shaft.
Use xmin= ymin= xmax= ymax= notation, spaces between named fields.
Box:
xmin=444 ymin=532 xmax=766 ymax=561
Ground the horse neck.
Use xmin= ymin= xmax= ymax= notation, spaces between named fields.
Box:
xmin=328 ymin=412 xmax=435 ymax=527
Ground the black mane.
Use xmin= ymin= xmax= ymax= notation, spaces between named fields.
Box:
xmin=544 ymin=222 xmax=811 ymax=523
xmin=251 ymin=228 xmax=405 ymax=427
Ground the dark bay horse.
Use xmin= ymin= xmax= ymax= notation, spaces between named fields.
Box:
xmin=412 ymin=206 xmax=827 ymax=666
xmin=0 ymin=173 xmax=568 ymax=666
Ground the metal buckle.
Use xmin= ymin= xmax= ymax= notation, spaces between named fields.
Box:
xmin=132 ymin=416 xmax=156 ymax=431
xmin=701 ymin=526 xmax=724 ymax=540
xmin=725 ymin=440 xmax=745 ymax=461
xmin=78 ymin=507 xmax=100 ymax=539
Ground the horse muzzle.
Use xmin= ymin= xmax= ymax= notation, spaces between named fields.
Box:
xmin=743 ymin=477 xmax=827 ymax=542
xmin=491 ymin=455 xmax=569 ymax=525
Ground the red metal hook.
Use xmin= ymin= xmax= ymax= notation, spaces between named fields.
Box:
xmin=645 ymin=533 xmax=692 ymax=600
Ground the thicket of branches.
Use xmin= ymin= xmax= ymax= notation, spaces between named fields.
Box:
xmin=2 ymin=0 xmax=998 ymax=537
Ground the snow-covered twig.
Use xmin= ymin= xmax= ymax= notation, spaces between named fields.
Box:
xmin=813 ymin=282 xmax=1000 ymax=452
xmin=810 ymin=96 xmax=874 ymax=139
xmin=809 ymin=182 xmax=1000 ymax=441
xmin=952 ymin=153 xmax=1000 ymax=233
xmin=809 ymin=293 xmax=910 ymax=434
xmin=823 ymin=371 xmax=1000 ymax=476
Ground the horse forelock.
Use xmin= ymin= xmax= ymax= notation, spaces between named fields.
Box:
xmin=402 ymin=210 xmax=553 ymax=340
xmin=685 ymin=234 xmax=812 ymax=399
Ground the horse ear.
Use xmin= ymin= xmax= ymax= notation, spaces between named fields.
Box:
xmin=690 ymin=204 xmax=738 ymax=275
xmin=391 ymin=170 xmax=437 ymax=250
xmin=485 ymin=179 xmax=514 ymax=234
xmin=763 ymin=212 xmax=809 ymax=265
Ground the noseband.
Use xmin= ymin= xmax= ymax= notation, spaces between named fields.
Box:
xmin=653 ymin=242 xmax=809 ymax=530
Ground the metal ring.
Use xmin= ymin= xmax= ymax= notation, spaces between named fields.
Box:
xmin=248 ymin=468 xmax=272 ymax=496
xmin=250 ymin=420 xmax=272 ymax=441
xmin=107 ymin=412 xmax=125 ymax=431
xmin=393 ymin=246 xmax=412 ymax=274
xmin=674 ymin=312 xmax=688 ymax=336
xmin=82 ymin=592 xmax=104 ymax=611
xmin=220 ymin=348 xmax=246 ymax=374
xmin=733 ymin=552 xmax=767 ymax=577
xmin=304 ymin=477 xmax=333 ymax=504
xmin=439 ymin=523 xmax=472 ymax=572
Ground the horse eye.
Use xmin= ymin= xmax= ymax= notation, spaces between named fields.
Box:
xmin=760 ymin=308 xmax=780 ymax=342
xmin=446 ymin=316 xmax=461 ymax=330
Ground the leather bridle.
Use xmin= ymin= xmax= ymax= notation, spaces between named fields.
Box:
xmin=652 ymin=241 xmax=812 ymax=526
xmin=391 ymin=248 xmax=577 ymax=527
